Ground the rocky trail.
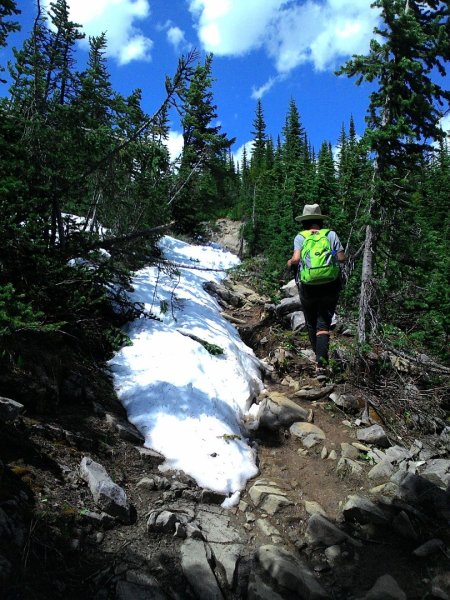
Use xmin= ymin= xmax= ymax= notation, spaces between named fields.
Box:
xmin=1 ymin=221 xmax=450 ymax=600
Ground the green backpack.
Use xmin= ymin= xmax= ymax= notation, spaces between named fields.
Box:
xmin=299 ymin=228 xmax=340 ymax=285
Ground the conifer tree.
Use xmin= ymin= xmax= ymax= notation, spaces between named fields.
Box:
xmin=0 ymin=0 xmax=20 ymax=82
xmin=173 ymin=54 xmax=234 ymax=232
xmin=338 ymin=0 xmax=450 ymax=343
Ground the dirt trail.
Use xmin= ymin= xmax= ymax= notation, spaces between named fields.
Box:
xmin=2 ymin=222 xmax=449 ymax=599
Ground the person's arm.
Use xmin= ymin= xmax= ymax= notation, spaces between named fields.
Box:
xmin=287 ymin=249 xmax=301 ymax=268
xmin=337 ymin=250 xmax=346 ymax=263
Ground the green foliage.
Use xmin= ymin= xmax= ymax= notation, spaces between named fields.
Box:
xmin=0 ymin=283 xmax=62 ymax=335
xmin=173 ymin=54 xmax=236 ymax=233
xmin=0 ymin=2 xmax=194 ymax=372
xmin=200 ymin=341 xmax=224 ymax=356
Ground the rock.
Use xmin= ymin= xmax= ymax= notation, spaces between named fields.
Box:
xmin=384 ymin=445 xmax=411 ymax=464
xmin=79 ymin=510 xmax=116 ymax=528
xmin=116 ymin=578 xmax=167 ymax=600
xmin=330 ymin=394 xmax=360 ymax=414
xmin=324 ymin=545 xmax=341 ymax=566
xmin=421 ymin=459 xmax=450 ymax=489
xmin=247 ymin=573 xmax=285 ymax=600
xmin=342 ymin=495 xmax=389 ymax=526
xmin=294 ymin=385 xmax=335 ymax=401
xmin=0 ymin=397 xmax=24 ymax=421
xmin=304 ymin=501 xmax=327 ymax=518
xmin=248 ymin=481 xmax=293 ymax=515
xmin=201 ymin=489 xmax=227 ymax=505
xmin=257 ymin=392 xmax=311 ymax=430
xmin=135 ymin=446 xmax=165 ymax=466
xmin=290 ymin=311 xmax=306 ymax=332
xmin=147 ymin=510 xmax=178 ymax=533
xmin=136 ymin=477 xmax=157 ymax=491
xmin=341 ymin=443 xmax=360 ymax=460
xmin=280 ymin=279 xmax=298 ymax=299
xmin=203 ymin=280 xmax=242 ymax=307
xmin=321 ymin=447 xmax=328 ymax=459
xmin=196 ymin=507 xmax=242 ymax=544
xmin=210 ymin=543 xmax=242 ymax=589
xmin=230 ymin=282 xmax=266 ymax=304
xmin=352 ymin=442 xmax=372 ymax=452
xmin=257 ymin=545 xmax=329 ymax=599
xmin=290 ymin=422 xmax=326 ymax=443
xmin=392 ymin=511 xmax=418 ymax=540
xmin=306 ymin=513 xmax=360 ymax=547
xmin=356 ymin=425 xmax=389 ymax=447
xmin=256 ymin=518 xmax=282 ymax=540
xmin=327 ymin=450 xmax=337 ymax=460
xmin=79 ymin=457 xmax=130 ymax=522
xmin=413 ymin=538 xmax=445 ymax=558
xmin=367 ymin=448 xmax=388 ymax=464
xmin=181 ymin=539 xmax=223 ymax=599
xmin=386 ymin=471 xmax=450 ymax=518
xmin=0 ymin=554 xmax=12 ymax=585
xmin=431 ymin=573 xmax=450 ymax=600
xmin=336 ymin=458 xmax=363 ymax=476
xmin=368 ymin=461 xmax=395 ymax=482
xmin=274 ymin=297 xmax=302 ymax=319
xmin=361 ymin=574 xmax=406 ymax=600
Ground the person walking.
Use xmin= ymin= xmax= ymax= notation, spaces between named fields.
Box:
xmin=287 ymin=204 xmax=346 ymax=374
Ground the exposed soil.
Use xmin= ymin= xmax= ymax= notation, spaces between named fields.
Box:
xmin=2 ymin=225 xmax=449 ymax=599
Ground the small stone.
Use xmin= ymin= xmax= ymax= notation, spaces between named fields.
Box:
xmin=324 ymin=545 xmax=341 ymax=565
xmin=294 ymin=384 xmax=335 ymax=401
xmin=256 ymin=519 xmax=281 ymax=539
xmin=306 ymin=513 xmax=360 ymax=547
xmin=368 ymin=461 xmax=395 ymax=481
xmin=342 ymin=495 xmax=389 ymax=526
xmin=290 ymin=422 xmax=326 ymax=441
xmin=257 ymin=545 xmax=328 ymax=599
xmin=357 ymin=425 xmax=389 ymax=447
xmin=431 ymin=573 xmax=450 ymax=600
xmin=327 ymin=450 xmax=337 ymax=461
xmin=336 ymin=457 xmax=363 ymax=476
xmin=321 ymin=447 xmax=328 ymax=459
xmin=413 ymin=539 xmax=445 ymax=558
xmin=341 ymin=443 xmax=360 ymax=460
xmin=352 ymin=442 xmax=371 ymax=452
xmin=362 ymin=574 xmax=406 ymax=600
xmin=392 ymin=511 xmax=418 ymax=540
xmin=304 ymin=501 xmax=327 ymax=517
xmin=0 ymin=397 xmax=24 ymax=421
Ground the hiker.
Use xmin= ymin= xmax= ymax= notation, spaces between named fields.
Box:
xmin=287 ymin=203 xmax=346 ymax=373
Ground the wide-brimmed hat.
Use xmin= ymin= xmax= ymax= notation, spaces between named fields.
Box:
xmin=295 ymin=203 xmax=328 ymax=223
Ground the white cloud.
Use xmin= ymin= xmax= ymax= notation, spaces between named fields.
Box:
xmin=43 ymin=0 xmax=154 ymax=65
xmin=166 ymin=130 xmax=184 ymax=162
xmin=233 ymin=140 xmax=253 ymax=168
xmin=167 ymin=26 xmax=186 ymax=50
xmin=188 ymin=0 xmax=380 ymax=76
xmin=440 ymin=114 xmax=450 ymax=137
xmin=188 ymin=0 xmax=286 ymax=56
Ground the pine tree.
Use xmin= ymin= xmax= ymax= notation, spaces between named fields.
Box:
xmin=338 ymin=0 xmax=450 ymax=343
xmin=173 ymin=54 xmax=234 ymax=232
xmin=314 ymin=141 xmax=337 ymax=215
xmin=0 ymin=0 xmax=20 ymax=83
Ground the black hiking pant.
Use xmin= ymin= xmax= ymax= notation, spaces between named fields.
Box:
xmin=299 ymin=279 xmax=341 ymax=367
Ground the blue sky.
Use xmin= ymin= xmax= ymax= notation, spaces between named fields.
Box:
xmin=3 ymin=1 xmax=448 ymax=163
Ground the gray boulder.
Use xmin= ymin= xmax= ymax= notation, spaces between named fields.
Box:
xmin=79 ymin=457 xmax=130 ymax=522
xmin=257 ymin=545 xmax=329 ymax=599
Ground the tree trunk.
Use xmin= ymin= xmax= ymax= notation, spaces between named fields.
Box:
xmin=357 ymin=222 xmax=375 ymax=344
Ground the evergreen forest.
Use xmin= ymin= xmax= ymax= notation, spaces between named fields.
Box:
xmin=1 ymin=0 xmax=449 ymax=394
